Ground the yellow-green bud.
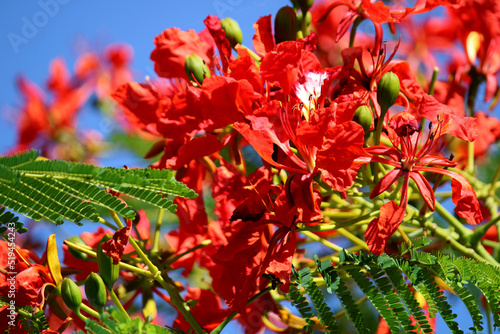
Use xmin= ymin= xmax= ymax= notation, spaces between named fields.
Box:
xmin=275 ymin=6 xmax=298 ymax=44
xmin=184 ymin=54 xmax=211 ymax=85
xmin=353 ymin=105 xmax=373 ymax=134
xmin=297 ymin=11 xmax=312 ymax=28
xmin=220 ymin=17 xmax=243 ymax=48
xmin=97 ymin=235 xmax=119 ymax=291
xmin=377 ymin=72 xmax=400 ymax=112
xmin=85 ymin=273 xmax=107 ymax=314
xmin=67 ymin=236 xmax=88 ymax=261
xmin=61 ymin=278 xmax=82 ymax=314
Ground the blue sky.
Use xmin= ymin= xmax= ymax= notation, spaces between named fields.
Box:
xmin=0 ymin=0 xmax=287 ymax=155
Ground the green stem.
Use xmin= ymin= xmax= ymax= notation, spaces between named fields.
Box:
xmin=210 ymin=285 xmax=277 ymax=334
xmin=469 ymin=215 xmax=500 ymax=247
xmin=349 ymin=17 xmax=364 ymax=48
xmin=152 ymin=209 xmax=164 ymax=253
xmin=428 ymin=67 xmax=439 ymax=96
xmin=110 ymin=210 xmax=205 ymax=334
xmin=74 ymin=310 xmax=88 ymax=322
xmin=397 ymin=225 xmax=412 ymax=248
xmin=80 ymin=303 xmax=100 ymax=319
xmin=433 ymin=201 xmax=472 ymax=240
xmin=300 ymin=230 xmax=343 ymax=252
xmin=298 ymin=222 xmax=338 ymax=232
xmin=475 ymin=243 xmax=500 ymax=266
xmin=323 ymin=209 xmax=363 ymax=219
xmin=108 ymin=288 xmax=131 ymax=321
xmin=486 ymin=300 xmax=493 ymax=334
xmin=488 ymin=162 xmax=500 ymax=197
xmin=110 ymin=211 xmax=125 ymax=228
xmin=336 ymin=227 xmax=369 ymax=251
xmin=99 ymin=217 xmax=118 ymax=231
xmin=467 ymin=141 xmax=475 ymax=175
xmin=64 ymin=240 xmax=154 ymax=278
xmin=167 ymin=239 xmax=212 ymax=264
xmin=374 ymin=106 xmax=389 ymax=146
xmin=421 ymin=220 xmax=485 ymax=263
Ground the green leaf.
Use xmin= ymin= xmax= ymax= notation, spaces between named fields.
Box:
xmin=0 ymin=150 xmax=196 ymax=226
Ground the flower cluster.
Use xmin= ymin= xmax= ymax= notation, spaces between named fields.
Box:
xmin=3 ymin=0 xmax=500 ymax=333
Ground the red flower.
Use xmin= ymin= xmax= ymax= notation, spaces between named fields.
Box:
xmin=101 ymin=219 xmax=132 ymax=265
xmin=150 ymin=27 xmax=214 ymax=80
xmin=365 ymin=110 xmax=483 ymax=254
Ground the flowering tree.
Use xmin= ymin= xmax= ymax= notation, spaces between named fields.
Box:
xmin=2 ymin=0 xmax=500 ymax=333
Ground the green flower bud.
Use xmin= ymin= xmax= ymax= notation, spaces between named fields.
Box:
xmin=97 ymin=234 xmax=119 ymax=291
xmin=184 ymin=54 xmax=211 ymax=85
xmin=85 ymin=273 xmax=107 ymax=314
xmin=220 ymin=17 xmax=243 ymax=48
xmin=297 ymin=0 xmax=314 ymax=14
xmin=353 ymin=105 xmax=373 ymax=134
xmin=67 ymin=236 xmax=88 ymax=261
xmin=297 ymin=11 xmax=312 ymax=28
xmin=275 ymin=6 xmax=298 ymax=44
xmin=377 ymin=72 xmax=400 ymax=112
xmin=61 ymin=278 xmax=82 ymax=314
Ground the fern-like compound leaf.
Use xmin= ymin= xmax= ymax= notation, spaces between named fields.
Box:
xmin=0 ymin=150 xmax=196 ymax=226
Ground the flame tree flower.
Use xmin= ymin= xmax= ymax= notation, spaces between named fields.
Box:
xmin=364 ymin=109 xmax=483 ymax=254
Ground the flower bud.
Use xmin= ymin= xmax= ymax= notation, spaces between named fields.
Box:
xmin=377 ymin=72 xmax=400 ymax=112
xmin=220 ymin=17 xmax=243 ymax=48
xmin=274 ymin=6 xmax=298 ymax=44
xmin=353 ymin=105 xmax=373 ymax=134
xmin=67 ymin=236 xmax=88 ymax=261
xmin=85 ymin=273 xmax=107 ymax=313
xmin=184 ymin=54 xmax=211 ymax=85
xmin=97 ymin=234 xmax=119 ymax=291
xmin=296 ymin=0 xmax=314 ymax=14
xmin=297 ymin=11 xmax=312 ymax=28
xmin=61 ymin=278 xmax=82 ymax=314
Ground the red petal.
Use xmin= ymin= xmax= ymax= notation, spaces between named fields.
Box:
xmin=316 ymin=121 xmax=368 ymax=192
xmin=204 ymin=15 xmax=232 ymax=75
xmin=262 ymin=227 xmax=296 ymax=293
xmin=365 ymin=201 xmax=406 ymax=255
xmin=102 ymin=220 xmax=132 ymax=265
xmin=418 ymin=167 xmax=483 ymax=224
xmin=409 ymin=171 xmax=435 ymax=211
xmin=418 ymin=94 xmax=478 ymax=142
xmin=112 ymin=82 xmax=160 ymax=135
xmin=361 ymin=0 xmax=393 ymax=23
xmin=230 ymin=47 xmax=262 ymax=92
xmin=150 ymin=28 xmax=211 ymax=80
xmin=169 ymin=134 xmax=224 ymax=169
xmin=252 ymin=15 xmax=275 ymax=57
xmin=260 ymin=41 xmax=322 ymax=95
xmin=370 ymin=168 xmax=404 ymax=199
